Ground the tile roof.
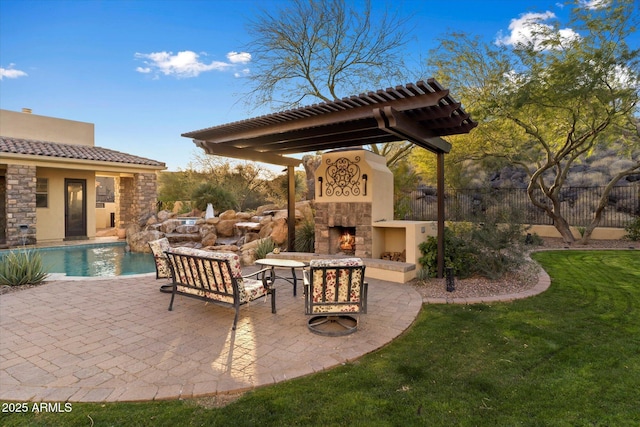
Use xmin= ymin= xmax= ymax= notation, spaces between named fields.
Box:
xmin=0 ymin=136 xmax=165 ymax=168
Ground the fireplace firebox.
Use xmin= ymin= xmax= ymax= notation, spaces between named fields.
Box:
xmin=329 ymin=226 xmax=356 ymax=255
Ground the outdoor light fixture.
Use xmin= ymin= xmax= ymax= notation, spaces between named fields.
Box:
xmin=446 ymin=267 xmax=455 ymax=292
xmin=317 ymin=177 xmax=323 ymax=197
xmin=362 ymin=174 xmax=368 ymax=196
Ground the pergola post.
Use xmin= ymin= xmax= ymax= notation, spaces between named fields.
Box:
xmin=287 ymin=165 xmax=296 ymax=252
xmin=437 ymin=151 xmax=445 ymax=279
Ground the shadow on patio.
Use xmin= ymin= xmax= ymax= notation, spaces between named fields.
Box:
xmin=0 ymin=266 xmax=422 ymax=402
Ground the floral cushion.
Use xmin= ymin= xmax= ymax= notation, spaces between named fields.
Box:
xmin=167 ymin=247 xmax=266 ymax=304
xmin=308 ymin=258 xmax=364 ymax=314
xmin=148 ymin=238 xmax=171 ymax=279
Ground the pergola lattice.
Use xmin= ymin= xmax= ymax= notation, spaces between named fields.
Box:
xmin=183 ymin=79 xmax=477 ymax=276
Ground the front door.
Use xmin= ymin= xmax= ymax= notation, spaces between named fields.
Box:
xmin=65 ymin=179 xmax=87 ymax=239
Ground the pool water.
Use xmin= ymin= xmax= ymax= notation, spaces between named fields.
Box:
xmin=35 ymin=243 xmax=156 ymax=277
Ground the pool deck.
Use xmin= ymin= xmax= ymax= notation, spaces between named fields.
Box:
xmin=0 ymin=268 xmax=423 ymax=403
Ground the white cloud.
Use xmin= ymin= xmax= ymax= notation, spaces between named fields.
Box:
xmin=0 ymin=64 xmax=28 ymax=80
xmin=234 ymin=68 xmax=251 ymax=78
xmin=496 ymin=11 xmax=580 ymax=50
xmin=134 ymin=50 xmax=230 ymax=78
xmin=135 ymin=50 xmax=252 ymax=79
xmin=580 ymin=0 xmax=609 ymax=10
xmin=227 ymin=51 xmax=251 ymax=64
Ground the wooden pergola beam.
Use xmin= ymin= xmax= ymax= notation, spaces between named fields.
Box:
xmin=184 ymin=80 xmax=477 ymax=276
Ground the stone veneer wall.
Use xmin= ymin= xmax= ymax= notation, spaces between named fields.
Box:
xmin=0 ymin=176 xmax=6 ymax=243
xmin=4 ymin=164 xmax=37 ymax=246
xmin=315 ymin=202 xmax=372 ymax=258
xmin=115 ymin=176 xmax=133 ymax=229
xmin=115 ymin=173 xmax=158 ymax=229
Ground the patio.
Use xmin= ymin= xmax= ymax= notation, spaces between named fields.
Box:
xmin=0 ymin=267 xmax=421 ymax=403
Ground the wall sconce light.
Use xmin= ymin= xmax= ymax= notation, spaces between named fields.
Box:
xmin=317 ymin=177 xmax=323 ymax=197
xmin=362 ymin=174 xmax=368 ymax=196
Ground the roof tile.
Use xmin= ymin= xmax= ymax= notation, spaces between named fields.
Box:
xmin=0 ymin=137 xmax=165 ymax=168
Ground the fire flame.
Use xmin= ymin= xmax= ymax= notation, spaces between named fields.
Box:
xmin=340 ymin=231 xmax=355 ymax=251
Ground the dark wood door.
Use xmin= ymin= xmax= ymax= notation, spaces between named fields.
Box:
xmin=65 ymin=179 xmax=86 ymax=239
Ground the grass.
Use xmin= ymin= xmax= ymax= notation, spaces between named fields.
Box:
xmin=1 ymin=250 xmax=639 ymax=426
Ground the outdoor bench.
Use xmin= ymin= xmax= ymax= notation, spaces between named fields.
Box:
xmin=164 ymin=247 xmax=275 ymax=330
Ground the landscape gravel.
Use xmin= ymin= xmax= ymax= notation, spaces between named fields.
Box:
xmin=412 ymin=238 xmax=638 ymax=301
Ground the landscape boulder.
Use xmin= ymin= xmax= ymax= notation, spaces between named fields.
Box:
xmin=128 ymin=230 xmax=163 ymax=253
xmin=216 ymin=219 xmax=239 ymax=237
xmin=270 ymin=218 xmax=288 ymax=245
xmin=199 ymin=224 xmax=218 ymax=247
xmin=219 ymin=210 xmax=237 ymax=220
xmin=157 ymin=210 xmax=174 ymax=222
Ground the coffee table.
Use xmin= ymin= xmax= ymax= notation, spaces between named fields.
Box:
xmin=254 ymin=258 xmax=307 ymax=296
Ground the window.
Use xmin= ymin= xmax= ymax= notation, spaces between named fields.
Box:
xmin=96 ymin=176 xmax=115 ymax=203
xmin=36 ymin=178 xmax=48 ymax=208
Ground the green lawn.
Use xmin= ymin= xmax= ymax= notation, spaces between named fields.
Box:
xmin=2 ymin=250 xmax=639 ymax=426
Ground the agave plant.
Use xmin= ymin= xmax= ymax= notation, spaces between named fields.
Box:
xmin=254 ymin=238 xmax=276 ymax=260
xmin=295 ymin=219 xmax=315 ymax=253
xmin=0 ymin=249 xmax=49 ymax=286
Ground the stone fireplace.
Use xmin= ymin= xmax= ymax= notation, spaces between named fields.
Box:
xmin=314 ymin=149 xmax=394 ymax=258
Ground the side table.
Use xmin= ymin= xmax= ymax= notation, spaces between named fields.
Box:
xmin=254 ymin=258 xmax=307 ymax=296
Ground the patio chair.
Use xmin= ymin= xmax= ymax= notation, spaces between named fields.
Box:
xmin=148 ymin=237 xmax=172 ymax=292
xmin=303 ymin=258 xmax=368 ymax=336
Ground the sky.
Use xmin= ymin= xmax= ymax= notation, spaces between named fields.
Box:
xmin=1 ymin=0 xmax=636 ymax=171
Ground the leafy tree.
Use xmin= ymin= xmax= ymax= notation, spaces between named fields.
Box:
xmin=191 ymin=183 xmax=237 ymax=212
xmin=267 ymin=170 xmax=307 ymax=205
xmin=159 ymin=154 xmax=276 ymax=212
xmin=245 ymin=0 xmax=416 ymax=167
xmin=391 ymin=158 xmax=420 ymax=219
xmin=428 ymin=0 xmax=640 ymax=243
xmin=157 ymin=169 xmax=207 ymax=204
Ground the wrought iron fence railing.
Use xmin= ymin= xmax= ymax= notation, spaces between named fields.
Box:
xmin=401 ymin=185 xmax=639 ymax=228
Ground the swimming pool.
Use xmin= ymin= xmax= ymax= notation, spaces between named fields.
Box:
xmin=33 ymin=242 xmax=156 ymax=277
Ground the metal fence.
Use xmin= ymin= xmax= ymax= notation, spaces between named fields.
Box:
xmin=402 ymin=184 xmax=639 ymax=228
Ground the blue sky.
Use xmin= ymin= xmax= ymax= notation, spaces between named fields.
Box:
xmin=1 ymin=0 xmax=634 ymax=171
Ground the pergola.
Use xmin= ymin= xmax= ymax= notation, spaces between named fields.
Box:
xmin=182 ymin=79 xmax=476 ymax=277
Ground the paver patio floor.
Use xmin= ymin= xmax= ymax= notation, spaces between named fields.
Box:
xmin=0 ymin=268 xmax=422 ymax=402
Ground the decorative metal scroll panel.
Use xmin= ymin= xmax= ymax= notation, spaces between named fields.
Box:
xmin=324 ymin=156 xmax=361 ymax=197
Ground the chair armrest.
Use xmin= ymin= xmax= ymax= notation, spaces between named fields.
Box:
xmin=303 ymin=269 xmax=310 ymax=286
xmin=362 ymin=281 xmax=368 ymax=314
xmin=242 ymin=267 xmax=272 ymax=280
xmin=242 ymin=268 xmax=274 ymax=288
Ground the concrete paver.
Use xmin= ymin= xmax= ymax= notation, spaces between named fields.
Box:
xmin=0 ymin=269 xmax=422 ymax=402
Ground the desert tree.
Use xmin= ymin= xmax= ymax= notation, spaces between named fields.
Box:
xmin=427 ymin=0 xmax=639 ymax=243
xmin=244 ymin=0 xmax=415 ymax=166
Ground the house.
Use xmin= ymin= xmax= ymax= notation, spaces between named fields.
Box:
xmin=0 ymin=108 xmax=166 ymax=248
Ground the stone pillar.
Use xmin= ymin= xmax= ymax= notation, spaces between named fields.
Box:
xmin=5 ymin=164 xmax=37 ymax=247
xmin=133 ymin=172 xmax=158 ymax=222
xmin=115 ymin=173 xmax=158 ymax=230
xmin=116 ymin=176 xmax=134 ymax=229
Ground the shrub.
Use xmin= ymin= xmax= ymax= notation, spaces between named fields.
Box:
xmin=191 ymin=183 xmax=237 ymax=212
xmin=0 ymin=249 xmax=49 ymax=286
xmin=418 ymin=228 xmax=473 ymax=278
xmin=624 ymin=217 xmax=640 ymax=241
xmin=523 ymin=232 xmax=544 ymax=246
xmin=418 ymin=209 xmax=529 ymax=280
xmin=254 ymin=238 xmax=276 ymax=260
xmin=466 ymin=219 xmax=528 ymax=280
xmin=295 ymin=219 xmax=315 ymax=253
